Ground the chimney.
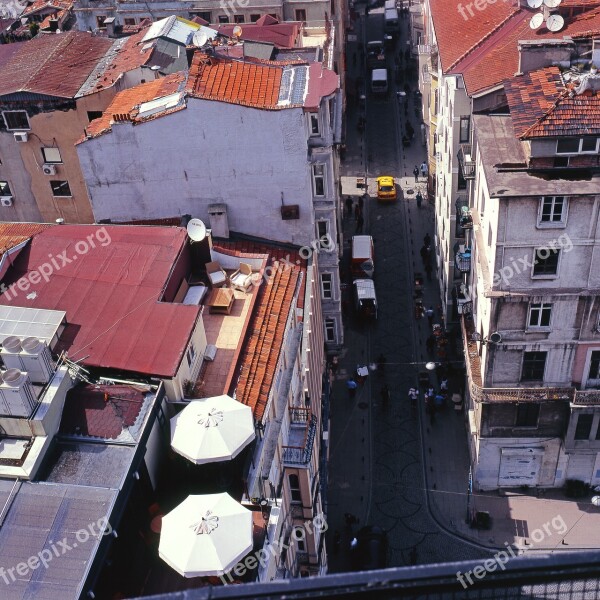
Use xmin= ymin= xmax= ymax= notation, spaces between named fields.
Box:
xmin=104 ymin=16 xmax=116 ymax=38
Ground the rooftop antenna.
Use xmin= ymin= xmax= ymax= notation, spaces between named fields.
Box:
xmin=232 ymin=25 xmax=242 ymax=40
xmin=186 ymin=218 xmax=207 ymax=243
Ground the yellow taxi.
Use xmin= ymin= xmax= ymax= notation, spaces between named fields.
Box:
xmin=376 ymin=176 xmax=397 ymax=201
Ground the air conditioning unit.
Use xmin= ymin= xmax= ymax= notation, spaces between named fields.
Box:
xmin=42 ymin=164 xmax=56 ymax=175
xmin=1 ymin=196 xmax=13 ymax=207
xmin=13 ymin=132 xmax=28 ymax=143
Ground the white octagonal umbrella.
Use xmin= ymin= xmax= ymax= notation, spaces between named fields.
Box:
xmin=159 ymin=492 xmax=253 ymax=577
xmin=170 ymin=395 xmax=255 ymax=465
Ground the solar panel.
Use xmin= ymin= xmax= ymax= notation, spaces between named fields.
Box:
xmin=278 ymin=68 xmax=293 ymax=104
xmin=290 ymin=66 xmax=308 ymax=105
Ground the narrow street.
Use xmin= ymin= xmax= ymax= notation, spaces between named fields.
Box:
xmin=327 ymin=4 xmax=490 ymax=570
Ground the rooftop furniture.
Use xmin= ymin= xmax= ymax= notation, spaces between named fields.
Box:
xmin=230 ymin=263 xmax=254 ymax=292
xmin=206 ymin=261 xmax=227 ymax=288
xmin=206 ymin=288 xmax=235 ymax=315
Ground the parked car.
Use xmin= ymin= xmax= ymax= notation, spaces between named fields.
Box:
xmin=353 ymin=279 xmax=377 ymax=319
xmin=352 ymin=526 xmax=388 ymax=570
xmin=351 ymin=235 xmax=374 ymax=279
xmin=367 ymin=41 xmax=385 ymax=70
xmin=376 ymin=176 xmax=397 ymax=201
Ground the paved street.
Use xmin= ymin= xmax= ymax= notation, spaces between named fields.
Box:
xmin=326 ymin=5 xmax=490 ymax=571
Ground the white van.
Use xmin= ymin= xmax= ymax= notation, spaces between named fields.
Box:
xmin=354 ymin=279 xmax=378 ymax=319
xmin=371 ymin=68 xmax=388 ymax=94
xmin=384 ymin=8 xmax=399 ymax=33
xmin=384 ymin=0 xmax=396 ymax=9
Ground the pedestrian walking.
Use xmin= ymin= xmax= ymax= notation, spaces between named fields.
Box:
xmin=420 ymin=161 xmax=428 ymax=178
xmin=408 ymin=386 xmax=418 ymax=410
xmin=426 ymin=335 xmax=435 ymax=356
xmin=424 ymin=233 xmax=431 ymax=247
xmin=350 ymin=537 xmax=358 ymax=549
xmin=406 ymin=121 xmax=414 ymax=139
xmin=346 ymin=196 xmax=353 ymax=219
xmin=354 ymin=203 xmax=361 ymax=221
xmin=416 ymin=191 xmax=423 ymax=208
xmin=356 ymin=214 xmax=364 ymax=234
xmin=381 ymin=384 xmax=391 ymax=407
xmin=413 ymin=165 xmax=419 ymax=182
xmin=420 ymin=245 xmax=430 ymax=263
xmin=425 ymin=306 xmax=434 ymax=326
xmin=358 ymin=194 xmax=365 ymax=211
xmin=424 ymin=262 xmax=432 ymax=281
xmin=440 ymin=378 xmax=449 ymax=392
xmin=347 ymin=378 xmax=358 ymax=398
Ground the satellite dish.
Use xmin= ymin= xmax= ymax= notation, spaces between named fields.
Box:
xmin=546 ymin=13 xmax=564 ymax=32
xmin=232 ymin=25 xmax=242 ymax=38
xmin=527 ymin=0 xmax=543 ymax=7
xmin=543 ymin=0 xmax=562 ymax=7
xmin=187 ymin=218 xmax=206 ymax=242
xmin=530 ymin=12 xmax=544 ymax=29
xmin=193 ymin=29 xmax=211 ymax=47
xmin=592 ymin=496 xmax=600 ymax=507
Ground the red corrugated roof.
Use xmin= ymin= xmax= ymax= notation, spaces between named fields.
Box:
xmin=214 ymin=21 xmax=301 ymax=48
xmin=0 ymin=225 xmax=200 ymax=378
xmin=0 ymin=32 xmax=113 ymax=99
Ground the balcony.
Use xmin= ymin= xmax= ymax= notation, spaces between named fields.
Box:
xmin=458 ymin=144 xmax=475 ymax=180
xmin=283 ymin=408 xmax=317 ymax=465
xmin=455 ymin=283 xmax=472 ymax=315
xmin=458 ymin=205 xmax=473 ymax=230
xmin=455 ymin=195 xmax=469 ymax=236
xmin=455 ymin=245 xmax=471 ymax=273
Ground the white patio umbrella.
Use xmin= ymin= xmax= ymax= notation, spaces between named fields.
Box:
xmin=170 ymin=395 xmax=255 ymax=465
xmin=159 ymin=492 xmax=253 ymax=577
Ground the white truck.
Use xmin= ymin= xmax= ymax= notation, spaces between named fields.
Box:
xmin=371 ymin=68 xmax=388 ymax=94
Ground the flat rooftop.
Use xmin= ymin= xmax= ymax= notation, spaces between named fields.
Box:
xmin=474 ymin=114 xmax=600 ymax=198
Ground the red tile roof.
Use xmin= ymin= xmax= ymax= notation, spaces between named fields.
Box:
xmin=0 ymin=222 xmax=52 ymax=256
xmin=60 ymin=384 xmax=148 ymax=440
xmin=0 ymin=225 xmax=201 ymax=378
xmin=214 ymin=21 xmax=302 ymax=48
xmin=83 ymin=72 xmax=186 ymax=139
xmin=429 ymin=0 xmax=518 ymax=73
xmin=0 ymin=32 xmax=113 ymax=99
xmin=451 ymin=6 xmax=600 ymax=95
xmin=186 ymin=53 xmax=283 ymax=109
xmin=216 ymin=240 xmax=306 ymax=420
xmin=22 ymin=0 xmax=73 ymax=16
xmin=505 ymin=66 xmax=600 ymax=138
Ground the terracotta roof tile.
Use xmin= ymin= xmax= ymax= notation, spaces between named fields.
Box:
xmin=505 ymin=66 xmax=600 ymax=138
xmin=22 ymin=0 xmax=73 ymax=16
xmin=83 ymin=72 xmax=187 ymax=139
xmin=215 ymin=240 xmax=306 ymax=421
xmin=454 ymin=6 xmax=600 ymax=95
xmin=0 ymin=32 xmax=113 ymax=99
xmin=0 ymin=222 xmax=52 ymax=256
xmin=213 ymin=21 xmax=301 ymax=49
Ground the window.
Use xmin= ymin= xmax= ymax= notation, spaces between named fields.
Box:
xmin=532 ymin=248 xmax=559 ymax=276
xmin=96 ymin=15 xmax=107 ymax=29
xmin=515 ymin=403 xmax=540 ymax=427
xmin=521 ymin=351 xmax=547 ymax=382
xmin=321 ymin=273 xmax=332 ymax=299
xmin=186 ymin=343 xmax=196 ymax=368
xmin=316 ymin=220 xmax=329 ymax=248
xmin=194 ymin=11 xmax=212 ymax=22
xmin=588 ymin=351 xmax=600 ymax=381
xmin=528 ymin=303 xmax=552 ymax=328
xmin=325 ymin=317 xmax=335 ymax=342
xmin=309 ymin=114 xmax=320 ymax=136
xmin=0 ymin=181 xmax=12 ymax=196
xmin=50 ymin=180 xmax=72 ymax=197
xmin=123 ymin=18 xmax=136 ymax=26
xmin=457 ymin=168 xmax=466 ymax=190
xmin=3 ymin=111 xmax=29 ymax=130
xmin=87 ymin=111 xmax=103 ymax=122
xmin=268 ymin=13 xmax=278 ymax=19
xmin=556 ymin=137 xmax=599 ymax=154
xmin=289 ymin=474 xmax=301 ymax=503
xmin=574 ymin=414 xmax=594 ymax=440
xmin=553 ymin=156 xmax=569 ymax=168
xmin=234 ymin=14 xmax=244 ymax=23
xmin=540 ymin=196 xmax=566 ymax=224
xmin=312 ymin=164 xmax=325 ymax=196
xmin=42 ymin=147 xmax=61 ymax=164
xmin=459 ymin=116 xmax=470 ymax=143
xmin=250 ymin=14 xmax=260 ymax=22
xmin=295 ymin=9 xmax=306 ymax=21
xmin=218 ymin=15 xmax=229 ymax=23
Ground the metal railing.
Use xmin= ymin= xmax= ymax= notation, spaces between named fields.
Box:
xmin=455 ymin=248 xmax=471 ymax=273
xmin=458 ymin=144 xmax=475 ymax=179
xmin=282 ymin=413 xmax=317 ymax=464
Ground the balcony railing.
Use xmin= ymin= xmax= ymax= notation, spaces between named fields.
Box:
xmin=458 ymin=144 xmax=475 ymax=180
xmin=455 ymin=246 xmax=471 ymax=273
xmin=455 ymin=194 xmax=468 ymax=237
xmin=283 ymin=412 xmax=317 ymax=465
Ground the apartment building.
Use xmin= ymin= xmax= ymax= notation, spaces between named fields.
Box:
xmin=459 ymin=43 xmax=600 ymax=491
xmin=0 ymin=27 xmax=186 ymax=224
xmin=76 ymin=50 xmax=344 ymax=348
xmin=416 ymin=0 xmax=600 ymax=323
